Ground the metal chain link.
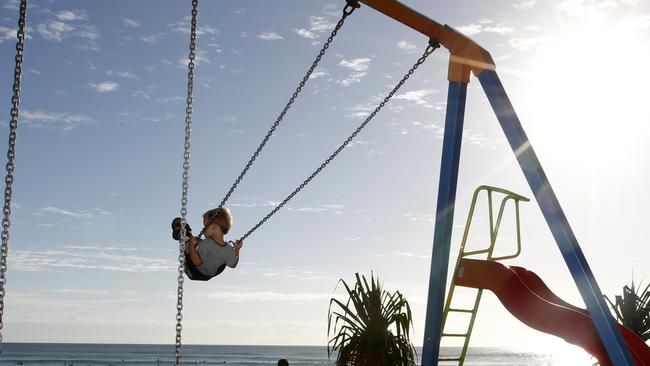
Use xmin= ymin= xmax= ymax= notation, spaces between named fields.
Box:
xmin=216 ymin=0 xmax=360 ymax=212
xmin=0 ymin=0 xmax=27 ymax=348
xmin=239 ymin=39 xmax=440 ymax=242
xmin=175 ymin=0 xmax=198 ymax=364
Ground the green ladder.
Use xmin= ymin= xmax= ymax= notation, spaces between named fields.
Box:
xmin=438 ymin=185 xmax=529 ymax=365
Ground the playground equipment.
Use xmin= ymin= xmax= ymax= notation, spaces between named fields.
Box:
xmin=456 ymin=259 xmax=650 ymax=366
xmin=438 ymin=185 xmax=529 ymax=363
xmin=1 ymin=0 xmax=644 ymax=365
xmin=440 ymin=186 xmax=650 ymax=365
xmin=348 ymin=1 xmax=639 ymax=365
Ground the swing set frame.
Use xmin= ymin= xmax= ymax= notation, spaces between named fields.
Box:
xmin=357 ymin=0 xmax=636 ymax=365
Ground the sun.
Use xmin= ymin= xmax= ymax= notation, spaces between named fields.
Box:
xmin=520 ymin=19 xmax=650 ymax=170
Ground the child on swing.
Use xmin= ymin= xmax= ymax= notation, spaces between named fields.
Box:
xmin=172 ymin=208 xmax=243 ymax=281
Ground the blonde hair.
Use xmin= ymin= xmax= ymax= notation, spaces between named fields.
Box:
xmin=203 ymin=207 xmax=233 ymax=235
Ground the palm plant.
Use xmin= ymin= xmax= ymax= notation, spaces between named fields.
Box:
xmin=605 ymin=280 xmax=650 ymax=341
xmin=328 ymin=273 xmax=417 ymax=366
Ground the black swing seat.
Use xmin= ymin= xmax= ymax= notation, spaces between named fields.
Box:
xmin=184 ymin=252 xmax=227 ymax=281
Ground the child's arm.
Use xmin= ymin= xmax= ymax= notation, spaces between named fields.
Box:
xmin=188 ymin=237 xmax=203 ymax=266
xmin=234 ymin=240 xmax=243 ymax=257
xmin=225 ymin=240 xmax=243 ymax=268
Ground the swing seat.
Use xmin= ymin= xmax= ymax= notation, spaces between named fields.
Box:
xmin=184 ymin=253 xmax=226 ymax=281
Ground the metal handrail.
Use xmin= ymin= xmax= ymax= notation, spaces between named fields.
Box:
xmin=439 ymin=185 xmax=529 ymax=365
xmin=456 ymin=185 xmax=529 ymax=261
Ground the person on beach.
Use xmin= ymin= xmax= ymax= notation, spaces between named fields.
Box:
xmin=172 ymin=207 xmax=243 ymax=281
xmin=278 ymin=359 xmax=289 ymax=366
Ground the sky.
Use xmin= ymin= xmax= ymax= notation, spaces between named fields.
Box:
xmin=0 ymin=0 xmax=649 ymax=362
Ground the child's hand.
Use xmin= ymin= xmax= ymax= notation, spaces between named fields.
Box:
xmin=189 ymin=236 xmax=199 ymax=247
xmin=234 ymin=240 xmax=243 ymax=250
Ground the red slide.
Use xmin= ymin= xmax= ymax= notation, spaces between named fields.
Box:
xmin=455 ymin=259 xmax=650 ymax=366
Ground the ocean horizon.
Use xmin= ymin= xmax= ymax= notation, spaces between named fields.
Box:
xmin=0 ymin=342 xmax=596 ymax=365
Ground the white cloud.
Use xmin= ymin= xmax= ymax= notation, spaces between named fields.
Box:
xmin=206 ymin=291 xmax=331 ymax=302
xmin=90 ymin=81 xmax=119 ymax=93
xmin=457 ymin=19 xmax=514 ymax=36
xmin=288 ymin=207 xmax=327 ymax=213
xmin=52 ymin=288 xmax=111 ymax=296
xmin=116 ymin=111 xmax=174 ymax=124
xmin=309 ymin=68 xmax=328 ymax=79
xmin=63 ymin=245 xmax=136 ymax=251
xmin=295 ymin=16 xmax=336 ymax=40
xmin=394 ymin=89 xmax=439 ymax=107
xmin=230 ymin=199 xmax=342 ymax=214
xmin=38 ymin=207 xmax=110 ymax=220
xmin=155 ymin=96 xmax=185 ymax=103
xmin=37 ymin=12 xmax=98 ymax=49
xmin=514 ymin=0 xmax=537 ymax=9
xmin=168 ymin=19 xmax=217 ymax=36
xmin=140 ymin=33 xmax=164 ymax=44
xmin=390 ymin=212 xmax=435 ymax=223
xmin=22 ymin=110 xmax=92 ymax=129
xmin=462 ymin=127 xmax=504 ymax=148
xmin=177 ymin=49 xmax=211 ymax=67
xmin=123 ymin=18 xmax=140 ymax=27
xmin=337 ymin=58 xmax=371 ymax=86
xmin=37 ymin=21 xmax=75 ymax=41
xmin=484 ymin=25 xmax=516 ymax=34
xmin=556 ymin=0 xmax=618 ymax=19
xmin=339 ymin=58 xmax=371 ymax=72
xmin=56 ymin=10 xmax=88 ymax=22
xmin=508 ymin=35 xmax=546 ymax=50
xmin=0 ymin=25 xmax=15 ymax=42
xmin=397 ymin=40 xmax=417 ymax=53
xmin=257 ymin=31 xmax=283 ymax=40
xmin=116 ymin=71 xmax=138 ymax=79
xmin=457 ymin=24 xmax=483 ymax=36
xmin=294 ymin=28 xmax=317 ymax=39
xmin=308 ymin=16 xmax=335 ymax=32
xmin=75 ymin=25 xmax=99 ymax=41
xmin=11 ymin=247 xmax=175 ymax=273
xmin=347 ymin=102 xmax=376 ymax=118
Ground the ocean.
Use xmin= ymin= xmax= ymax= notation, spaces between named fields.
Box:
xmin=0 ymin=343 xmax=595 ymax=365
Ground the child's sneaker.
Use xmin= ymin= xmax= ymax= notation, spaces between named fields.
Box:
xmin=171 ymin=217 xmax=193 ymax=241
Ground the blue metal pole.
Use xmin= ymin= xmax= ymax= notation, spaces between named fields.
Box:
xmin=421 ymin=81 xmax=468 ymax=366
xmin=478 ymin=69 xmax=635 ymax=366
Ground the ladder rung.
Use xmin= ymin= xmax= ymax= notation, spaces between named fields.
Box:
xmin=438 ymin=357 xmax=461 ymax=362
xmin=461 ymin=248 xmax=489 ymax=256
xmin=448 ymin=307 xmax=474 ymax=313
xmin=442 ymin=332 xmax=468 ymax=337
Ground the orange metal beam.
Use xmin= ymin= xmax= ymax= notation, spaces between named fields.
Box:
xmin=358 ymin=0 xmax=495 ymax=83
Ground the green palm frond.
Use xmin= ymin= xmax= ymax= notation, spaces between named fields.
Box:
xmin=328 ymin=273 xmax=417 ymax=366
xmin=605 ymin=280 xmax=650 ymax=341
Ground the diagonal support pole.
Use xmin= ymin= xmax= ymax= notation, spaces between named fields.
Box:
xmin=478 ymin=69 xmax=635 ymax=366
xmin=422 ymin=81 xmax=468 ymax=366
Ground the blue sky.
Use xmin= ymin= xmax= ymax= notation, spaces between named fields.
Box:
xmin=0 ymin=0 xmax=649 ymax=360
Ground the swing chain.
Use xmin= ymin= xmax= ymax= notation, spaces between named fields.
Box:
xmin=175 ymin=0 xmax=198 ymax=364
xmin=0 ymin=0 xmax=27 ymax=346
xmin=217 ymin=0 xmax=360 ymax=211
xmin=239 ymin=39 xmax=440 ymax=242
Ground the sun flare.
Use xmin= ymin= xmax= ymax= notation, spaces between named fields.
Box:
xmin=521 ymin=20 xmax=650 ymax=168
